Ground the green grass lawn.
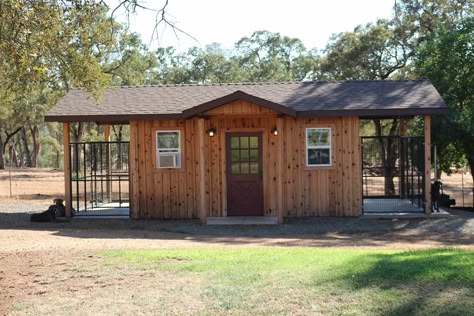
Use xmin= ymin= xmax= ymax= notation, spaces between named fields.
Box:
xmin=101 ymin=248 xmax=474 ymax=315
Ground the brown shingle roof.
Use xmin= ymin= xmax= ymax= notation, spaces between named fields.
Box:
xmin=45 ymin=80 xmax=448 ymax=122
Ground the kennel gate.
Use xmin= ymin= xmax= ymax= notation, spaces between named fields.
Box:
xmin=361 ymin=136 xmax=425 ymax=212
xmin=69 ymin=141 xmax=130 ymax=216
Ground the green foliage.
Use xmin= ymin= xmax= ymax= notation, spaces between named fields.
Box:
xmin=38 ymin=134 xmax=61 ymax=168
xmin=105 ymin=33 xmax=158 ymax=86
xmin=188 ymin=44 xmax=243 ymax=83
xmin=0 ymin=1 xmax=123 ymax=168
xmin=416 ymin=17 xmax=474 ymax=179
xmin=0 ymin=0 xmax=117 ymax=95
xmin=393 ymin=0 xmax=474 ymax=45
xmin=321 ymin=20 xmax=410 ymax=80
xmin=235 ymin=30 xmax=315 ymax=81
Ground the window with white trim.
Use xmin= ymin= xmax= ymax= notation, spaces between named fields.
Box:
xmin=306 ymin=128 xmax=332 ymax=166
xmin=156 ymin=131 xmax=181 ymax=168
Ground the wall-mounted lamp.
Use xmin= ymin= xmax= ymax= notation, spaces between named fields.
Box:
xmin=271 ymin=126 xmax=278 ymax=136
xmin=208 ymin=127 xmax=216 ymax=137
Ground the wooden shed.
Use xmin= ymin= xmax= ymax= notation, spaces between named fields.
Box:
xmin=45 ymin=80 xmax=448 ymax=223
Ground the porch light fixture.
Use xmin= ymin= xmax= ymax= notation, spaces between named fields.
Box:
xmin=208 ymin=127 xmax=216 ymax=137
xmin=271 ymin=126 xmax=278 ymax=136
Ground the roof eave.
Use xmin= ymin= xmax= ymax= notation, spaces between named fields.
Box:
xmin=296 ymin=107 xmax=448 ymax=118
xmin=44 ymin=113 xmax=183 ymax=123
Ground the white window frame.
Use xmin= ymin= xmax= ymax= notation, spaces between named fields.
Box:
xmin=305 ymin=127 xmax=332 ymax=167
xmin=156 ymin=130 xmax=181 ymax=168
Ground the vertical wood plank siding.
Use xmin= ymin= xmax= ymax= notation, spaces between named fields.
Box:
xmin=131 ymin=100 xmax=362 ymax=219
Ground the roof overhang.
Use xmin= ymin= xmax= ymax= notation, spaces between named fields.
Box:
xmin=44 ymin=106 xmax=448 ymax=123
xmin=297 ymin=107 xmax=449 ymax=118
xmin=44 ymin=113 xmax=182 ymax=123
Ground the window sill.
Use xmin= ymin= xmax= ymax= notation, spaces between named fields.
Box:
xmin=154 ymin=168 xmax=186 ymax=173
xmin=303 ymin=165 xmax=336 ymax=171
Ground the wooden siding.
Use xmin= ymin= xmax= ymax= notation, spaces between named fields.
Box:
xmin=131 ymin=100 xmax=362 ymax=219
xmin=204 ymin=99 xmax=276 ymax=116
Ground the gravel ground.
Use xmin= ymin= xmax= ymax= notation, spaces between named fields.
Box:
xmin=1 ymin=199 xmax=473 ymax=245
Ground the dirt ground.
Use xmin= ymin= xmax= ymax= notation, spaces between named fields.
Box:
xmin=1 ymin=201 xmax=474 ymax=315
xmin=1 ymin=168 xmax=473 ymax=315
xmin=0 ymin=168 xmax=64 ymax=200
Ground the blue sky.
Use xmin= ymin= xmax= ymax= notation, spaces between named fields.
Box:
xmin=111 ymin=0 xmax=395 ymax=51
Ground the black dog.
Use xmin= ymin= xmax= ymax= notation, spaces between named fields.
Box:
xmin=30 ymin=199 xmax=66 ymax=222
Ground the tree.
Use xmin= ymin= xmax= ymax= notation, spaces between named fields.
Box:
xmin=0 ymin=1 xmax=119 ymax=169
xmin=235 ymin=31 xmax=314 ymax=81
xmin=320 ymin=19 xmax=410 ymax=80
xmin=187 ymin=44 xmax=243 ymax=83
xmin=393 ymin=0 xmax=473 ymax=45
xmin=416 ymin=17 xmax=474 ymax=183
xmin=105 ymin=33 xmax=158 ymax=86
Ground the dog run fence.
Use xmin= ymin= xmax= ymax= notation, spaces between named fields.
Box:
xmin=69 ymin=141 xmax=130 ymax=216
xmin=361 ymin=136 xmax=425 ymax=213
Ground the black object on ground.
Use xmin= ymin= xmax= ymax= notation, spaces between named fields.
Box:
xmin=30 ymin=199 xmax=66 ymax=222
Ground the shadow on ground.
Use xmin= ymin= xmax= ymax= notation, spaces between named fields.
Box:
xmin=1 ymin=207 xmax=473 ymax=248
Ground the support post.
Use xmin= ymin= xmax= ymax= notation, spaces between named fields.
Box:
xmin=63 ymin=122 xmax=72 ymax=217
xmin=276 ymin=117 xmax=284 ymax=224
xmin=399 ymin=118 xmax=406 ymax=198
xmin=197 ymin=118 xmax=208 ymax=224
xmin=104 ymin=124 xmax=112 ymax=202
xmin=424 ymin=115 xmax=432 ymax=214
xmin=129 ymin=121 xmax=139 ymax=218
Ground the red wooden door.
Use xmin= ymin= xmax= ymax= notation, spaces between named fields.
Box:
xmin=226 ymin=133 xmax=263 ymax=216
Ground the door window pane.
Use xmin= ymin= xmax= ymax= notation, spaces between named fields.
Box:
xmin=249 ymin=136 xmax=258 ymax=148
xmin=250 ymin=162 xmax=259 ymax=174
xmin=240 ymin=149 xmax=249 ymax=161
xmin=231 ymin=162 xmax=240 ymax=174
xmin=249 ymin=149 xmax=258 ymax=161
xmin=231 ymin=137 xmax=239 ymax=149
xmin=240 ymin=137 xmax=249 ymax=148
xmin=240 ymin=163 xmax=250 ymax=174
xmin=231 ymin=149 xmax=239 ymax=162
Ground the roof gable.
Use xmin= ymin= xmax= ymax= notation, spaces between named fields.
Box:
xmin=182 ymin=90 xmax=296 ymax=118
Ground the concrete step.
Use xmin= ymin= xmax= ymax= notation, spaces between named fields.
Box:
xmin=207 ymin=216 xmax=278 ymax=225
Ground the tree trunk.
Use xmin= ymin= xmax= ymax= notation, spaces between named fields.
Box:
xmin=55 ymin=128 xmax=61 ymax=169
xmin=468 ymin=156 xmax=474 ymax=187
xmin=1 ymin=127 xmax=22 ymax=169
xmin=71 ymin=123 xmax=84 ymax=173
xmin=0 ymin=134 xmax=4 ymax=169
xmin=112 ymin=125 xmax=124 ymax=170
xmin=16 ymin=134 xmax=23 ymax=167
xmin=10 ymin=143 xmax=19 ymax=167
xmin=30 ymin=125 xmax=40 ymax=168
xmin=374 ymin=119 xmax=399 ymax=196
xmin=20 ymin=127 xmax=32 ymax=167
